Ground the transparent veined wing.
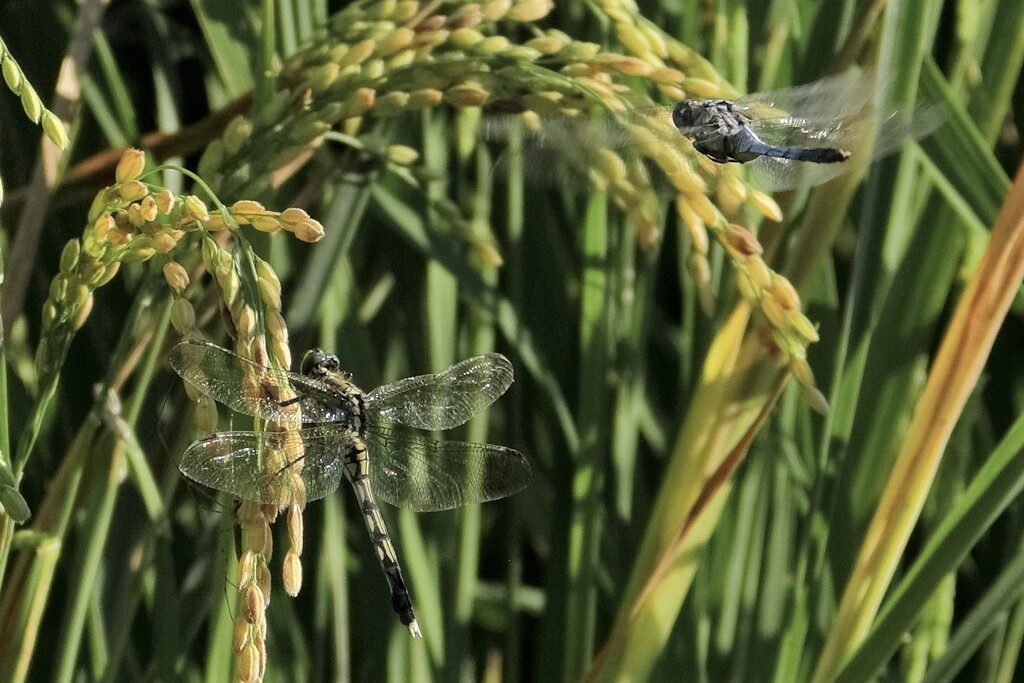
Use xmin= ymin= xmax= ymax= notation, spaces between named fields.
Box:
xmin=177 ymin=425 xmax=349 ymax=505
xmin=734 ymin=68 xmax=875 ymax=125
xmin=169 ymin=341 xmax=349 ymax=423
xmin=741 ymin=110 xmax=938 ymax=191
xmin=366 ymin=426 xmax=531 ymax=512
xmin=482 ymin=108 xmax=656 ymax=158
xmin=744 ymin=154 xmax=851 ymax=192
xmin=733 ymin=68 xmax=943 ymax=190
xmin=365 ymin=353 xmax=515 ymax=431
xmin=480 ymin=100 xmax=698 ymax=199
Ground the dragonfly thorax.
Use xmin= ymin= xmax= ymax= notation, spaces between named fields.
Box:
xmin=670 ymin=98 xmax=773 ymax=164
xmin=671 ymin=99 xmax=752 ymax=134
xmin=298 ymin=348 xmax=364 ymax=425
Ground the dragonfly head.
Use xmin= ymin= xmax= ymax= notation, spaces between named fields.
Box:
xmin=671 ymin=100 xmax=700 ymax=130
xmin=300 ymin=348 xmax=342 ymax=379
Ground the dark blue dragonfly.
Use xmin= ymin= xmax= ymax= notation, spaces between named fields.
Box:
xmin=488 ymin=68 xmax=939 ymax=192
xmin=665 ymin=68 xmax=939 ymax=190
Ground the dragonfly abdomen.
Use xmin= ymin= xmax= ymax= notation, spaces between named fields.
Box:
xmin=343 ymin=438 xmax=422 ymax=637
xmin=731 ymin=129 xmax=850 ymax=165
xmin=756 ymin=144 xmax=850 ymax=163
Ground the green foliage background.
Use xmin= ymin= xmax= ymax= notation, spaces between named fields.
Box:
xmin=0 ymin=0 xmax=1023 ymax=682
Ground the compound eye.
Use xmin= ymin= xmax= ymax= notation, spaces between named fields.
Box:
xmin=671 ymin=100 xmax=696 ymax=129
xmin=300 ymin=349 xmax=326 ymax=376
xmin=341 ymin=370 xmax=353 ymax=381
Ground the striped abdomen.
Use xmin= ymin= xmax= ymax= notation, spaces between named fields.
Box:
xmin=343 ymin=437 xmax=421 ymax=637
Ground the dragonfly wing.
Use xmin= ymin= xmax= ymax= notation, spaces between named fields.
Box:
xmin=746 ymin=155 xmax=852 ymax=192
xmin=169 ymin=341 xmax=347 ymax=423
xmin=745 ymin=115 xmax=865 ymax=152
xmin=860 ymin=101 xmax=944 ymax=161
xmin=741 ymin=69 xmax=942 ymax=166
xmin=178 ymin=427 xmax=347 ymax=505
xmin=292 ymin=426 xmax=352 ymax=502
xmin=744 ymin=106 xmax=939 ymax=192
xmin=483 ymin=104 xmax=681 ymax=155
xmin=736 ymin=69 xmax=874 ymax=122
xmin=366 ymin=426 xmax=531 ymax=512
xmin=482 ymin=105 xmax=690 ymax=195
xmin=365 ymin=353 xmax=514 ymax=431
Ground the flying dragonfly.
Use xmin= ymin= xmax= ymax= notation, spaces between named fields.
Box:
xmin=663 ymin=68 xmax=936 ymax=191
xmin=671 ymin=97 xmax=852 ymax=164
xmin=490 ymin=68 xmax=939 ymax=192
xmin=168 ymin=340 xmax=532 ymax=637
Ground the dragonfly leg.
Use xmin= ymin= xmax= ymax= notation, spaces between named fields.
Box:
xmin=693 ymin=139 xmax=731 ymax=163
xmin=344 ymin=437 xmax=421 ymax=637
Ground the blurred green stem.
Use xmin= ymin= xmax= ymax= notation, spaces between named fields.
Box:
xmin=563 ymin=194 xmax=611 ymax=682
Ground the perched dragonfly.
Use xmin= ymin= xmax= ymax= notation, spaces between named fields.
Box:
xmin=488 ymin=68 xmax=938 ymax=192
xmin=168 ymin=340 xmax=532 ymax=637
